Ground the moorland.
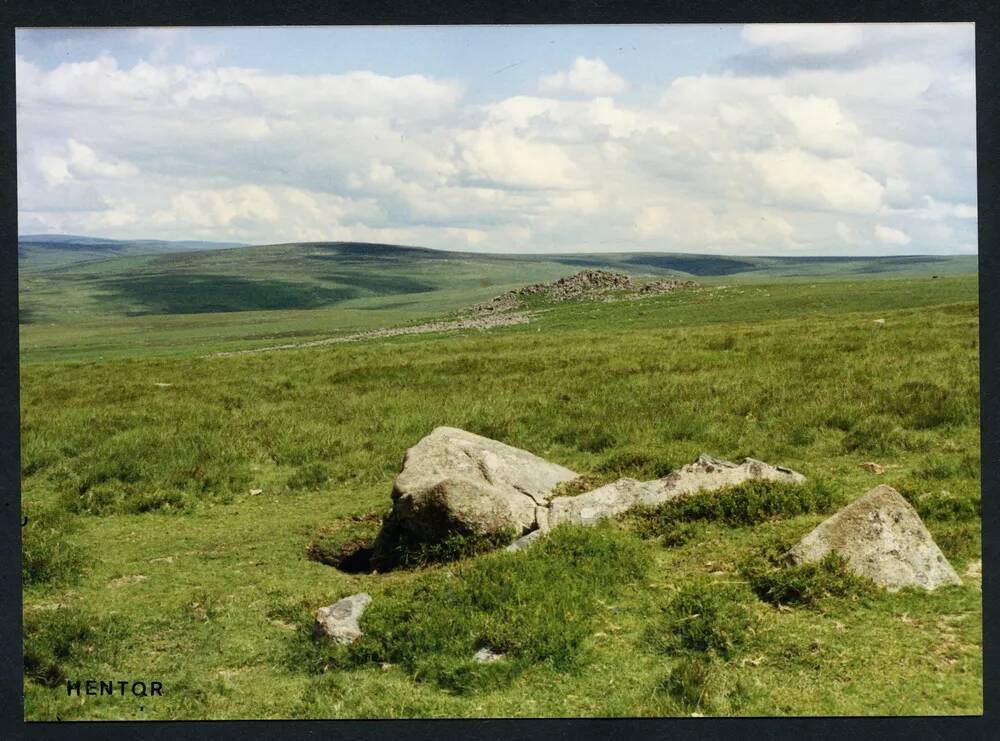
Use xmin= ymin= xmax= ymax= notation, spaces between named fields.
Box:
xmin=20 ymin=237 xmax=981 ymax=718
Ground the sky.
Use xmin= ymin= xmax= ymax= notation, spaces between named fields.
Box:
xmin=15 ymin=24 xmax=977 ymax=255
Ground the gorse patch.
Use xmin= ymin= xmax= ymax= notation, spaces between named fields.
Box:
xmin=740 ymin=545 xmax=875 ymax=608
xmin=622 ymin=479 xmax=838 ymax=539
xmin=895 ymin=481 xmax=980 ymax=523
xmin=297 ymin=525 xmax=650 ymax=694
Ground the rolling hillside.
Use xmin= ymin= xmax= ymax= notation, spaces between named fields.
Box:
xmin=17 ymin=238 xmax=978 ymax=362
xmin=18 ymin=238 xmax=978 ymax=319
xmin=17 ymin=234 xmax=247 ymax=274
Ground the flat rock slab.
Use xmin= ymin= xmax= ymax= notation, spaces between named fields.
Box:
xmin=373 ymin=427 xmax=578 ymax=562
xmin=547 ymin=454 xmax=806 ymax=528
xmin=548 ymin=478 xmax=660 ymax=527
xmin=788 ymin=485 xmax=961 ymax=592
xmin=314 ymin=593 xmax=372 ymax=644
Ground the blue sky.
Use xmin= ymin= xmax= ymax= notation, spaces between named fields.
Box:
xmin=15 ymin=24 xmax=977 ymax=254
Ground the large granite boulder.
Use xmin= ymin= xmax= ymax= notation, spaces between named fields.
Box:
xmin=547 ymin=454 xmax=806 ymax=528
xmin=371 ymin=427 xmax=578 ymax=568
xmin=787 ymin=485 xmax=961 ymax=591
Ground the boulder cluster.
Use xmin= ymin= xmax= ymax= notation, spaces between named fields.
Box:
xmin=313 ymin=426 xmax=961 ymax=644
xmin=471 ymin=270 xmax=697 ymax=314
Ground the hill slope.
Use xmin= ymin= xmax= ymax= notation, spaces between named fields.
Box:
xmin=17 ymin=234 xmax=247 ymax=274
xmin=19 ymin=239 xmax=977 ymax=320
xmin=17 ymin=239 xmax=977 ymax=361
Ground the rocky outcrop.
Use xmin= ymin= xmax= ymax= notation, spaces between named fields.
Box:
xmin=368 ymin=429 xmax=808 ymax=565
xmin=370 ymin=427 xmax=578 ymax=567
xmin=547 ymin=454 xmax=806 ymax=528
xmin=788 ymin=485 xmax=961 ymax=592
xmin=470 ymin=270 xmax=698 ymax=314
xmin=313 ymin=593 xmax=372 ymax=644
xmin=638 ymin=279 xmax=698 ymax=295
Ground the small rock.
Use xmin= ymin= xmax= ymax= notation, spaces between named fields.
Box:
xmin=506 ymin=529 xmax=546 ymax=552
xmin=472 ymin=647 xmax=505 ymax=664
xmin=858 ymin=462 xmax=885 ymax=474
xmin=314 ymin=593 xmax=372 ymax=645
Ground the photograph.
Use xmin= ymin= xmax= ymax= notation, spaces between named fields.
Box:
xmin=16 ymin=22 xmax=982 ymax=720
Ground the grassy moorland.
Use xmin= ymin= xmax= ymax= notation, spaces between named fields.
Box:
xmin=18 ymin=239 xmax=976 ymax=362
xmin=19 ymin=256 xmax=981 ymax=718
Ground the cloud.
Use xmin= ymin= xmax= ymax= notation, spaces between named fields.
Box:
xmin=14 ymin=25 xmax=977 ymax=255
xmin=539 ymin=57 xmax=627 ymax=96
xmin=874 ymin=224 xmax=912 ymax=245
xmin=743 ymin=24 xmax=865 ymax=56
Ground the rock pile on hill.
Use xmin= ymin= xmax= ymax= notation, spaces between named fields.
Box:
xmin=369 ymin=427 xmax=805 ymax=568
xmin=470 ymin=270 xmax=697 ymax=314
xmin=639 ymin=279 xmax=698 ymax=294
xmin=788 ymin=484 xmax=961 ymax=591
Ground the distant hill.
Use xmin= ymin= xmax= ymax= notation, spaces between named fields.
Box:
xmin=17 ymin=238 xmax=977 ymax=325
xmin=17 ymin=234 xmax=247 ymax=273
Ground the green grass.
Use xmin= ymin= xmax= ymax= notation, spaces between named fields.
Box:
xmin=19 ymin=273 xmax=981 ymax=718
xmin=623 ymin=479 xmax=840 ymax=538
xmin=19 ymin=237 xmax=977 ymax=363
xmin=292 ymin=525 xmax=650 ymax=695
xmin=740 ymin=547 xmax=877 ymax=608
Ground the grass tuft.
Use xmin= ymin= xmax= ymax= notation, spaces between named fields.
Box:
xmin=22 ymin=506 xmax=87 ymax=587
xmin=651 ymin=579 xmax=755 ymax=659
xmin=23 ymin=608 xmax=130 ymax=688
xmin=623 ymin=479 xmax=838 ymax=538
xmin=740 ymin=545 xmax=875 ymax=608
xmin=297 ymin=525 xmax=650 ymax=693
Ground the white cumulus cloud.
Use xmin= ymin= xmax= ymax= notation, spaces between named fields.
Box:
xmin=874 ymin=224 xmax=912 ymax=245
xmin=539 ymin=57 xmax=627 ymax=96
xmin=15 ymin=25 xmax=977 ymax=255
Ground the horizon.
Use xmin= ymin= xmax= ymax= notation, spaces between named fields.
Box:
xmin=16 ymin=231 xmax=979 ymax=260
xmin=16 ymin=24 xmax=977 ymax=256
